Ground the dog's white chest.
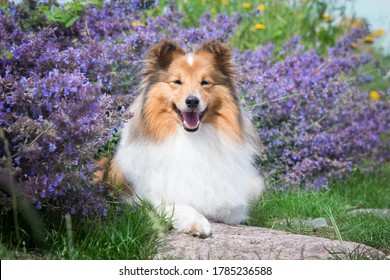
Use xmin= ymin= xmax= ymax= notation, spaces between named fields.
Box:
xmin=117 ymin=124 xmax=263 ymax=220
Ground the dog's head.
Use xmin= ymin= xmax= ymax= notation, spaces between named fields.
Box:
xmin=140 ymin=39 xmax=242 ymax=142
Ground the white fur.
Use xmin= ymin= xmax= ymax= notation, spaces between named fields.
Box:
xmin=164 ymin=205 xmax=212 ymax=237
xmin=116 ymin=112 xmax=264 ymax=236
xmin=187 ymin=53 xmax=194 ymax=66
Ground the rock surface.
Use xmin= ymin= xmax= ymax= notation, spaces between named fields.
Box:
xmin=157 ymin=223 xmax=385 ymax=260
xmin=276 ymin=217 xmax=329 ymax=229
xmin=347 ymin=208 xmax=390 ymax=218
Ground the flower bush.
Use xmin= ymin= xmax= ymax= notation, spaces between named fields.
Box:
xmin=0 ymin=17 xmax=111 ymax=217
xmin=238 ymin=29 xmax=390 ymax=189
xmin=0 ymin=0 xmax=389 ymax=221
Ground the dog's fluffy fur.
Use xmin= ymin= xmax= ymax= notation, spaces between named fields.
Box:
xmin=108 ymin=39 xmax=264 ymax=237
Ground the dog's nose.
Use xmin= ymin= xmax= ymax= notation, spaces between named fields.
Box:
xmin=185 ymin=95 xmax=199 ymax=109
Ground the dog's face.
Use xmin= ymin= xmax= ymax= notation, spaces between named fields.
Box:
xmin=140 ymin=40 xmax=242 ymax=142
xmin=167 ymin=53 xmax=213 ymax=133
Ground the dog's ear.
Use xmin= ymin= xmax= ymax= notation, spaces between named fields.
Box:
xmin=146 ymin=39 xmax=185 ymax=71
xmin=195 ymin=40 xmax=235 ymax=79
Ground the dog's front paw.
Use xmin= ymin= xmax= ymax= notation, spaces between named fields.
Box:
xmin=171 ymin=206 xmax=212 ymax=238
xmin=179 ymin=216 xmax=212 ymax=238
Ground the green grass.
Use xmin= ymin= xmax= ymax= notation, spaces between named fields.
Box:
xmin=48 ymin=203 xmax=168 ymax=260
xmin=1 ymin=201 xmax=170 ymax=260
xmin=249 ymin=165 xmax=390 ymax=255
xmin=359 ymin=51 xmax=390 ymax=93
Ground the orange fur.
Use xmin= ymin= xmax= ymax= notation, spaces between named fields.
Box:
xmin=202 ymin=86 xmax=242 ymax=143
xmin=94 ymin=157 xmax=131 ymax=195
xmin=93 ymin=157 xmax=108 ymax=183
xmin=142 ymin=84 xmax=180 ymax=142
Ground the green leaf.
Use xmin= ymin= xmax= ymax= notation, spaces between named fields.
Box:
xmin=0 ymin=0 xmax=10 ymax=16
xmin=65 ymin=15 xmax=81 ymax=28
xmin=1 ymin=45 xmax=13 ymax=59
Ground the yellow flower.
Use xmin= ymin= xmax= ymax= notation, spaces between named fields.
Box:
xmin=243 ymin=2 xmax=251 ymax=8
xmin=322 ymin=13 xmax=331 ymax=21
xmin=221 ymin=0 xmax=229 ymax=5
xmin=351 ymin=19 xmax=364 ymax=28
xmin=258 ymin=4 xmax=266 ymax=11
xmin=255 ymin=23 xmax=266 ymax=30
xmin=370 ymin=91 xmax=380 ymax=100
xmin=364 ymin=35 xmax=374 ymax=43
xmin=131 ymin=21 xmax=144 ymax=27
xmin=371 ymin=29 xmax=385 ymax=38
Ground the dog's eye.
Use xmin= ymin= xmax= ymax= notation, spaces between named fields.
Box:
xmin=201 ymin=80 xmax=209 ymax=86
xmin=173 ymin=79 xmax=182 ymax=85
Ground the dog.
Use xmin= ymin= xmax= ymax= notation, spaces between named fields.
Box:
xmin=106 ymin=39 xmax=264 ymax=238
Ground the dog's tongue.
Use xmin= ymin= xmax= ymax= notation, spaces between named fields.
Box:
xmin=182 ymin=111 xmax=200 ymax=130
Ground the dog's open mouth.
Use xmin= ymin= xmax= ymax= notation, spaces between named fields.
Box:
xmin=173 ymin=105 xmax=206 ymax=132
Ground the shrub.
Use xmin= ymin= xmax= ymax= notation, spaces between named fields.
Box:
xmin=0 ymin=18 xmax=112 ymax=217
xmin=237 ymin=28 xmax=390 ymax=189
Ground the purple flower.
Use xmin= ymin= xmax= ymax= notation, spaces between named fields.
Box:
xmin=14 ymin=156 xmax=21 ymax=165
xmin=48 ymin=143 xmax=56 ymax=152
xmin=40 ymin=189 xmax=46 ymax=198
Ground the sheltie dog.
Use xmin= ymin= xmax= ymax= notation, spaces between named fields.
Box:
xmin=106 ymin=39 xmax=264 ymax=238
